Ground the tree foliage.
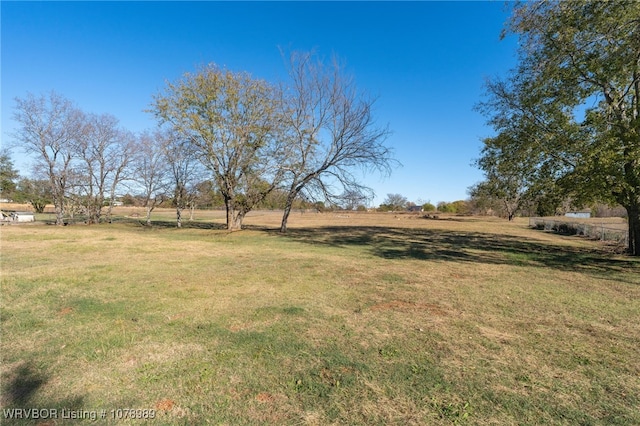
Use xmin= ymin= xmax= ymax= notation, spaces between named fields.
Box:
xmin=10 ymin=52 xmax=396 ymax=229
xmin=151 ymin=65 xmax=287 ymax=230
xmin=473 ymin=131 xmax=538 ymax=220
xmin=477 ymin=1 xmax=640 ymax=255
xmin=422 ymin=202 xmax=436 ymax=212
xmin=0 ymin=149 xmax=19 ymax=199
xmin=14 ymin=178 xmax=52 ymax=213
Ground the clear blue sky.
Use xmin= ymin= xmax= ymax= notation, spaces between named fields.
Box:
xmin=1 ymin=1 xmax=518 ymax=206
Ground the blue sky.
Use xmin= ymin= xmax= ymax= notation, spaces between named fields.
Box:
xmin=1 ymin=1 xmax=518 ymax=206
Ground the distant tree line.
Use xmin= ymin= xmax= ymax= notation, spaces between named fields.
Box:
xmin=368 ymin=189 xmax=628 ymax=219
xmin=5 ymin=51 xmax=397 ymax=230
xmin=374 ymin=193 xmax=470 ymax=215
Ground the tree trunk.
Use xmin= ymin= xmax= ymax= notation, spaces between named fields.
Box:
xmin=87 ymin=200 xmax=102 ymax=225
xmin=225 ymin=196 xmax=234 ymax=231
xmin=232 ymin=211 xmax=244 ymax=231
xmin=105 ymin=201 xmax=114 ymax=223
xmin=52 ymin=181 xmax=65 ymax=225
xmin=146 ymin=206 xmax=152 ymax=225
xmin=224 ymin=195 xmax=244 ymax=231
xmin=626 ymin=204 xmax=640 ymax=256
xmin=55 ymin=203 xmax=65 ymax=226
xmin=175 ymin=191 xmax=183 ymax=228
xmin=280 ymin=188 xmax=302 ymax=233
xmin=222 ymin=187 xmax=247 ymax=231
xmin=280 ymin=204 xmax=292 ymax=233
xmin=106 ymin=186 xmax=118 ymax=223
xmin=87 ymin=207 xmax=96 ymax=225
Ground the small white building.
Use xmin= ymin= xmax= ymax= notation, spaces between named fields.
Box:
xmin=11 ymin=212 xmax=36 ymax=222
xmin=565 ymin=210 xmax=591 ymax=219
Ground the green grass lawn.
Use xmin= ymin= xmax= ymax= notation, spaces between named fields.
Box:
xmin=1 ymin=213 xmax=639 ymax=425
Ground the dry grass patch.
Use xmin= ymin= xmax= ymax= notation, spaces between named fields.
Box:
xmin=1 ymin=213 xmax=639 ymax=424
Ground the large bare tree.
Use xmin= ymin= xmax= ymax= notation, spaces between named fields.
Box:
xmin=12 ymin=92 xmax=84 ymax=225
xmin=278 ymin=51 xmax=396 ymax=232
xmin=159 ymin=129 xmax=204 ymax=227
xmin=104 ymin=130 xmax=136 ymax=223
xmin=132 ymin=130 xmax=170 ymax=225
xmin=75 ymin=113 xmax=133 ymax=224
xmin=150 ymin=64 xmax=287 ymax=230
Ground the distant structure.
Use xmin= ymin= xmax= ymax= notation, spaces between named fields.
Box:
xmin=1 ymin=211 xmax=36 ymax=222
xmin=565 ymin=210 xmax=591 ymax=219
xmin=407 ymin=205 xmax=424 ymax=213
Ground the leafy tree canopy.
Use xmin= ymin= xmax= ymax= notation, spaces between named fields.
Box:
xmin=477 ymin=0 xmax=640 ymax=255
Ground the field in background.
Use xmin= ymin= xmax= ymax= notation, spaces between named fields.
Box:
xmin=1 ymin=211 xmax=639 ymax=424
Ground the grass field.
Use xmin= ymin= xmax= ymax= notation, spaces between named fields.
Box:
xmin=1 ymin=210 xmax=639 ymax=425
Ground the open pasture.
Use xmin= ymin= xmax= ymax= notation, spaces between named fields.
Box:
xmin=1 ymin=211 xmax=639 ymax=424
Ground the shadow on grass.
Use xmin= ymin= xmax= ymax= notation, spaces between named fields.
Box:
xmin=277 ymin=226 xmax=639 ymax=284
xmin=1 ymin=362 xmax=85 ymax=424
xmin=112 ymin=218 xmax=228 ymax=230
xmin=1 ymin=363 xmax=46 ymax=407
xmin=120 ymin=219 xmax=276 ymax=232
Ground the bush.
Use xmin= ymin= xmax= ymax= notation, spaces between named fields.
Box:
xmin=437 ymin=202 xmax=455 ymax=213
xmin=557 ymin=223 xmax=578 ymax=235
xmin=422 ymin=202 xmax=436 ymax=212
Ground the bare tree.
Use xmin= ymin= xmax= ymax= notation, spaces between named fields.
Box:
xmin=381 ymin=193 xmax=408 ymax=211
xmin=12 ymin=92 xmax=84 ymax=225
xmin=132 ymin=131 xmax=170 ymax=225
xmin=104 ymin=130 xmax=136 ymax=223
xmin=339 ymin=189 xmax=371 ymax=211
xmin=159 ymin=129 xmax=204 ymax=227
xmin=278 ymin=51 xmax=396 ymax=232
xmin=74 ymin=113 xmax=134 ymax=224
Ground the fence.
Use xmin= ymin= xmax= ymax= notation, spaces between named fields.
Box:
xmin=528 ymin=217 xmax=629 ymax=247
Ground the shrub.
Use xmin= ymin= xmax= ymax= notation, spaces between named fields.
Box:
xmin=422 ymin=202 xmax=436 ymax=212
